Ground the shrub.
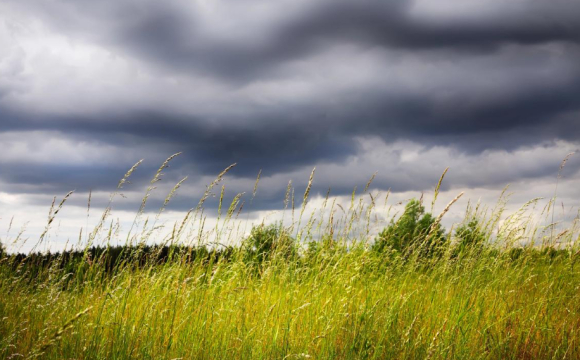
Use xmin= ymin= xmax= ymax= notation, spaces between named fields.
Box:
xmin=453 ymin=217 xmax=487 ymax=258
xmin=373 ymin=199 xmax=446 ymax=258
xmin=242 ymin=223 xmax=296 ymax=265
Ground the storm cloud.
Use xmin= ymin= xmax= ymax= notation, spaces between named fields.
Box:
xmin=1 ymin=0 xmax=580 ymax=214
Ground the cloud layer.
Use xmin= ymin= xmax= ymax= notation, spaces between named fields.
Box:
xmin=1 ymin=0 xmax=580 ymax=227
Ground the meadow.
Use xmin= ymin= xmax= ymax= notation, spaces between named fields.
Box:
xmin=1 ymin=156 xmax=579 ymax=359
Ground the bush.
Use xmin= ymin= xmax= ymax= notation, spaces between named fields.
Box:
xmin=453 ymin=217 xmax=487 ymax=258
xmin=373 ymin=199 xmax=446 ymax=258
xmin=243 ymin=223 xmax=296 ymax=265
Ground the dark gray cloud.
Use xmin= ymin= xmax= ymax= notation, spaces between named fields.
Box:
xmin=7 ymin=0 xmax=580 ymax=80
xmin=1 ymin=0 xmax=580 ymax=211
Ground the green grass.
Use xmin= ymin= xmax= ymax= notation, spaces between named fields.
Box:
xmin=2 ymin=245 xmax=579 ymax=359
xmin=1 ymin=159 xmax=579 ymax=359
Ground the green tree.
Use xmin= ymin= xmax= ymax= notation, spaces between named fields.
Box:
xmin=373 ymin=199 xmax=446 ymax=258
xmin=243 ymin=223 xmax=296 ymax=265
xmin=0 ymin=240 xmax=5 ymax=258
xmin=453 ymin=217 xmax=486 ymax=258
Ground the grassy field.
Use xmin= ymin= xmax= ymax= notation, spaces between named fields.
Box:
xmin=1 ymin=159 xmax=580 ymax=359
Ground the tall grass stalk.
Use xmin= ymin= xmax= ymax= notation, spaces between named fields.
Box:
xmin=1 ymin=159 xmax=580 ymax=360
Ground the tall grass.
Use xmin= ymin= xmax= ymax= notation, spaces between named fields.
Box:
xmin=1 ymin=159 xmax=579 ymax=359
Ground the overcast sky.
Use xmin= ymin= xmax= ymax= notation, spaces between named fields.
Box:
xmin=1 ymin=0 xmax=580 ymax=251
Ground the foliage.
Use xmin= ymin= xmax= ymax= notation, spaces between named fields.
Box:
xmin=242 ymin=223 xmax=296 ymax=265
xmin=305 ymin=234 xmax=338 ymax=259
xmin=2 ymin=245 xmax=232 ymax=287
xmin=373 ymin=199 xmax=446 ymax=258
xmin=453 ymin=217 xmax=487 ymax=257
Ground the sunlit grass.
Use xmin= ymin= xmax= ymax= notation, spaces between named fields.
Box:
xmin=1 ymin=156 xmax=579 ymax=359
